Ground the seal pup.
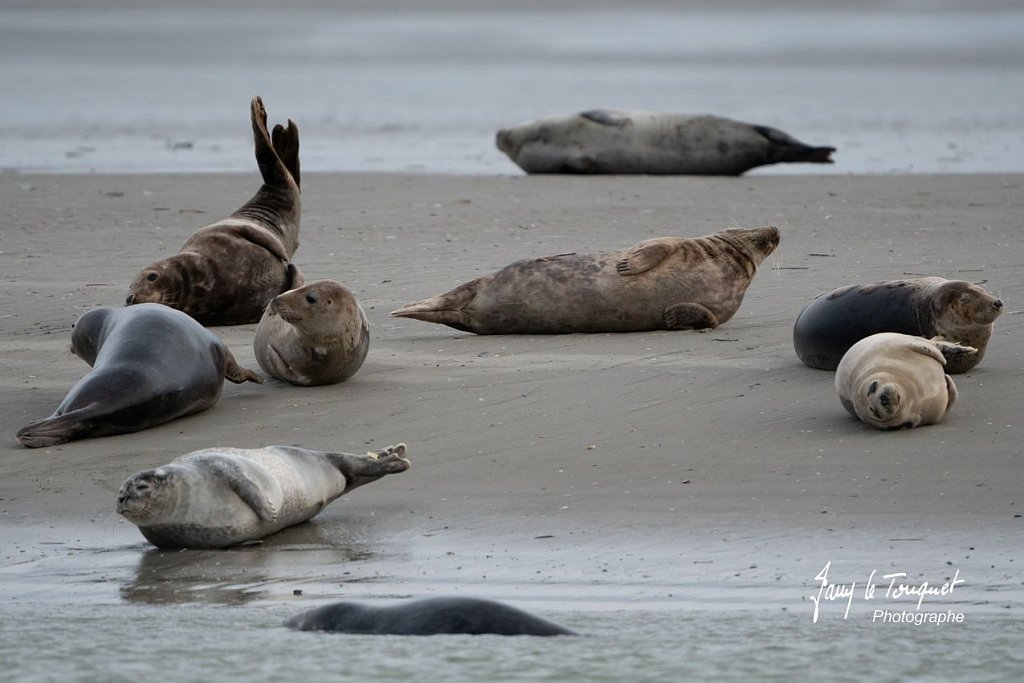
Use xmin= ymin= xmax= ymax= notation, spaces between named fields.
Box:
xmin=835 ymin=333 xmax=972 ymax=430
xmin=16 ymin=304 xmax=260 ymax=448
xmin=286 ymin=597 xmax=576 ymax=636
xmin=391 ymin=226 xmax=780 ymax=334
xmin=126 ymin=96 xmax=303 ymax=325
xmin=117 ymin=443 xmax=410 ymax=549
xmin=253 ymin=279 xmax=369 ymax=386
xmin=793 ymin=277 xmax=1003 ymax=373
xmin=496 ymin=110 xmax=835 ymax=175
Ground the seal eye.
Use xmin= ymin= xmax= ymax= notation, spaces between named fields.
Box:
xmin=305 ymin=295 xmax=317 ymax=304
xmin=146 ymin=272 xmax=159 ymax=282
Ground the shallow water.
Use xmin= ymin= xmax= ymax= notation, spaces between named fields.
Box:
xmin=2 ymin=1 xmax=1023 ymax=174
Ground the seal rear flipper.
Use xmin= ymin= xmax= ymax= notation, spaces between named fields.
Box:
xmin=753 ymin=124 xmax=835 ymax=164
xmin=16 ymin=411 xmax=92 ymax=448
xmin=271 ymin=120 xmax=301 ymax=189
xmin=391 ymin=283 xmax=479 ymax=332
xmin=250 ymin=96 xmax=300 ymax=190
xmin=663 ymin=302 xmax=718 ymax=330
xmin=617 ymin=238 xmax=681 ymax=275
xmin=928 ymin=338 xmax=979 ymax=367
xmin=220 ymin=345 xmax=262 ymax=384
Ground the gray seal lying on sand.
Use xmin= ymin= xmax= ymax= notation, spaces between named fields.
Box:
xmin=496 ymin=110 xmax=835 ymax=175
xmin=391 ymin=226 xmax=780 ymax=334
xmin=126 ymin=96 xmax=303 ymax=325
xmin=793 ymin=277 xmax=1003 ymax=373
xmin=253 ymin=279 xmax=369 ymax=386
xmin=286 ymin=597 xmax=576 ymax=636
xmin=16 ymin=303 xmax=260 ymax=448
xmin=117 ymin=443 xmax=410 ymax=548
xmin=835 ymin=333 xmax=974 ymax=430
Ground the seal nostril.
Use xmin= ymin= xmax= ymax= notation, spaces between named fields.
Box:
xmin=125 ymin=294 xmax=135 ymax=305
xmin=994 ymin=299 xmax=1003 ymax=309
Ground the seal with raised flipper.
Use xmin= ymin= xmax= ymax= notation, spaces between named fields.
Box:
xmin=286 ymin=596 xmax=576 ymax=636
xmin=253 ymin=279 xmax=369 ymax=386
xmin=125 ymin=96 xmax=303 ymax=325
xmin=834 ymin=333 xmax=974 ymax=430
xmin=793 ymin=277 xmax=1003 ymax=373
xmin=16 ymin=303 xmax=261 ymax=448
xmin=391 ymin=226 xmax=780 ymax=334
xmin=117 ymin=443 xmax=410 ymax=549
xmin=496 ymin=110 xmax=835 ymax=175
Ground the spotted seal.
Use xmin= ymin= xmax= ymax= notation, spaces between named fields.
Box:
xmin=125 ymin=96 xmax=303 ymax=325
xmin=793 ymin=277 xmax=1003 ymax=373
xmin=253 ymin=279 xmax=369 ymax=386
xmin=286 ymin=596 xmax=576 ymax=636
xmin=16 ymin=303 xmax=260 ymax=448
xmin=391 ymin=226 xmax=780 ymax=334
xmin=835 ymin=333 xmax=974 ymax=430
xmin=496 ymin=110 xmax=835 ymax=175
xmin=117 ymin=443 xmax=410 ymax=548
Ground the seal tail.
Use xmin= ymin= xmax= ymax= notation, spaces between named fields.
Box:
xmin=251 ymin=96 xmax=301 ymax=190
xmin=390 ymin=284 xmax=477 ymax=332
xmin=754 ymin=125 xmax=835 ymax=164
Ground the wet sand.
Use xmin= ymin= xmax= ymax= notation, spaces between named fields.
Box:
xmin=1 ymin=172 xmax=1020 ymax=618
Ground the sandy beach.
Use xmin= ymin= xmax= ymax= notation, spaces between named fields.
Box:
xmin=2 ymin=173 xmax=1021 ymax=617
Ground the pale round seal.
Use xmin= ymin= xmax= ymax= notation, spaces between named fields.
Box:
xmin=16 ymin=303 xmax=260 ymax=449
xmin=793 ymin=277 xmax=1003 ymax=373
xmin=391 ymin=226 xmax=780 ymax=334
xmin=286 ymin=596 xmax=576 ymax=636
xmin=834 ymin=333 xmax=974 ymax=430
xmin=125 ymin=96 xmax=304 ymax=325
xmin=117 ymin=443 xmax=410 ymax=548
xmin=253 ymin=279 xmax=369 ymax=386
xmin=496 ymin=110 xmax=835 ymax=175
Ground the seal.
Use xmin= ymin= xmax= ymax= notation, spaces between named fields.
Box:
xmin=117 ymin=443 xmax=410 ymax=549
xmin=253 ymin=279 xmax=369 ymax=386
xmin=16 ymin=303 xmax=261 ymax=448
xmin=793 ymin=277 xmax=1003 ymax=373
xmin=834 ymin=333 xmax=974 ymax=430
xmin=391 ymin=226 xmax=780 ymax=334
xmin=125 ymin=96 xmax=303 ymax=325
xmin=496 ymin=110 xmax=835 ymax=175
xmin=286 ymin=596 xmax=576 ymax=636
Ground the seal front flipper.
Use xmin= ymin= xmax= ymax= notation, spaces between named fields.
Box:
xmin=560 ymin=154 xmax=600 ymax=174
xmin=198 ymin=455 xmax=282 ymax=522
xmin=943 ymin=374 xmax=958 ymax=415
xmin=906 ymin=338 xmax=950 ymax=365
xmin=617 ymin=238 xmax=681 ymax=275
xmin=580 ymin=110 xmax=633 ymax=127
xmin=663 ymin=302 xmax=718 ymax=330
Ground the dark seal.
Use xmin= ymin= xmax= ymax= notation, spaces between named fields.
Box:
xmin=16 ymin=303 xmax=260 ymax=448
xmin=391 ymin=226 xmax=779 ymax=334
xmin=496 ymin=110 xmax=835 ymax=175
xmin=125 ymin=96 xmax=303 ymax=325
xmin=793 ymin=276 xmax=1003 ymax=374
xmin=286 ymin=597 xmax=576 ymax=636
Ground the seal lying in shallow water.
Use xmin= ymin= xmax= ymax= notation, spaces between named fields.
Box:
xmin=16 ymin=303 xmax=260 ymax=448
xmin=835 ymin=333 xmax=973 ymax=430
xmin=286 ymin=597 xmax=576 ymax=636
xmin=125 ymin=96 xmax=303 ymax=325
xmin=117 ymin=443 xmax=410 ymax=548
xmin=391 ymin=226 xmax=780 ymax=334
xmin=496 ymin=110 xmax=835 ymax=175
xmin=253 ymin=279 xmax=369 ymax=386
xmin=793 ymin=277 xmax=1003 ymax=373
